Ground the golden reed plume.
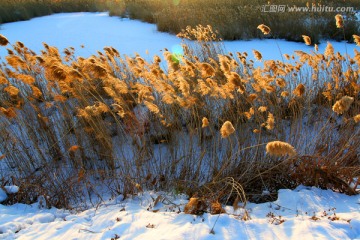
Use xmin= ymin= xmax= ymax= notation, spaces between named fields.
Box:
xmin=335 ymin=14 xmax=344 ymax=28
xmin=266 ymin=141 xmax=297 ymax=157
xmin=332 ymin=96 xmax=354 ymax=115
xmin=257 ymin=24 xmax=271 ymax=35
xmin=0 ymin=34 xmax=9 ymax=46
xmin=220 ymin=121 xmax=235 ymax=138
xmin=202 ymin=117 xmax=209 ymax=128
xmin=302 ymin=35 xmax=311 ymax=45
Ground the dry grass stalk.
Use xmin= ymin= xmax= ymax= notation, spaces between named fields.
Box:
xmin=332 ymin=96 xmax=354 ymax=115
xmin=220 ymin=121 xmax=235 ymax=138
xmin=266 ymin=141 xmax=297 ymax=157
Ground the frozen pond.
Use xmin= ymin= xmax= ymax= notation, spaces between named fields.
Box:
xmin=0 ymin=12 xmax=358 ymax=61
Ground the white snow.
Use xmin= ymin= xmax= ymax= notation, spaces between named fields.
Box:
xmin=0 ymin=186 xmax=359 ymax=239
xmin=0 ymin=189 xmax=7 ymax=203
xmin=3 ymin=186 xmax=19 ymax=194
xmin=0 ymin=12 xmax=359 ymax=240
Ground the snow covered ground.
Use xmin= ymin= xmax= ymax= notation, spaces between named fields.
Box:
xmin=0 ymin=186 xmax=359 ymax=239
xmin=0 ymin=12 xmax=359 ymax=240
xmin=0 ymin=12 xmax=358 ymax=62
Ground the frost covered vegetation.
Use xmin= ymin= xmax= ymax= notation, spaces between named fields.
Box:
xmin=1 ymin=0 xmax=359 ymax=42
xmin=0 ymin=21 xmax=359 ymax=210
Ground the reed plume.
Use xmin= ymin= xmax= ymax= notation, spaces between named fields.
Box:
xmin=253 ymin=50 xmax=262 ymax=61
xmin=266 ymin=112 xmax=275 ymax=130
xmin=353 ymin=35 xmax=360 ymax=46
xmin=202 ymin=117 xmax=209 ymax=128
xmin=266 ymin=141 xmax=297 ymax=157
xmin=335 ymin=14 xmax=344 ymax=28
xmin=293 ymin=84 xmax=305 ymax=97
xmin=220 ymin=121 xmax=235 ymax=138
xmin=257 ymin=24 xmax=271 ymax=35
xmin=0 ymin=34 xmax=9 ymax=46
xmin=353 ymin=114 xmax=360 ymax=123
xmin=302 ymin=35 xmax=311 ymax=45
xmin=332 ymin=96 xmax=354 ymax=115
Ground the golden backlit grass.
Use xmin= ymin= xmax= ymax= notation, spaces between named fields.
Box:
xmin=0 ymin=23 xmax=359 ymax=208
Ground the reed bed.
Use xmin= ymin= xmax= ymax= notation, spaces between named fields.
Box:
xmin=0 ymin=22 xmax=359 ymax=209
xmin=121 ymin=0 xmax=359 ymax=42
xmin=1 ymin=0 xmax=359 ymax=43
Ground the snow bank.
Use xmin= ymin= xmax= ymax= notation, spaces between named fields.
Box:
xmin=0 ymin=186 xmax=359 ymax=239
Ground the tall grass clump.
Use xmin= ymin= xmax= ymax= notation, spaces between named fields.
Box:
xmin=0 ymin=16 xmax=359 ymax=209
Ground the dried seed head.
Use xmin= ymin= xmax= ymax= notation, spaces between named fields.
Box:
xmin=0 ymin=34 xmax=9 ymax=46
xmin=144 ymin=101 xmax=160 ymax=114
xmin=266 ymin=141 xmax=297 ymax=157
xmin=266 ymin=112 xmax=275 ymax=130
xmin=257 ymin=24 xmax=271 ymax=35
xmin=4 ymin=85 xmax=20 ymax=98
xmin=202 ymin=117 xmax=209 ymax=128
xmin=220 ymin=121 xmax=235 ymax=138
xmin=276 ymin=78 xmax=287 ymax=88
xmin=353 ymin=35 xmax=360 ymax=46
xmin=302 ymin=35 xmax=311 ymax=46
xmin=253 ymin=50 xmax=262 ymax=61
xmin=314 ymin=44 xmax=319 ymax=52
xmin=332 ymin=96 xmax=354 ymax=115
xmin=324 ymin=42 xmax=334 ymax=58
xmin=281 ymin=91 xmax=289 ymax=98
xmin=293 ymin=84 xmax=305 ymax=97
xmin=353 ymin=114 xmax=360 ymax=123
xmin=335 ymin=14 xmax=344 ymax=28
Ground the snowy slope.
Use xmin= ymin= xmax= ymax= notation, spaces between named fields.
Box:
xmin=0 ymin=186 xmax=359 ymax=240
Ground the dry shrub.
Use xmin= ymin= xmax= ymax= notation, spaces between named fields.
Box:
xmin=290 ymin=156 xmax=357 ymax=196
xmin=210 ymin=201 xmax=226 ymax=215
xmin=184 ymin=197 xmax=207 ymax=215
